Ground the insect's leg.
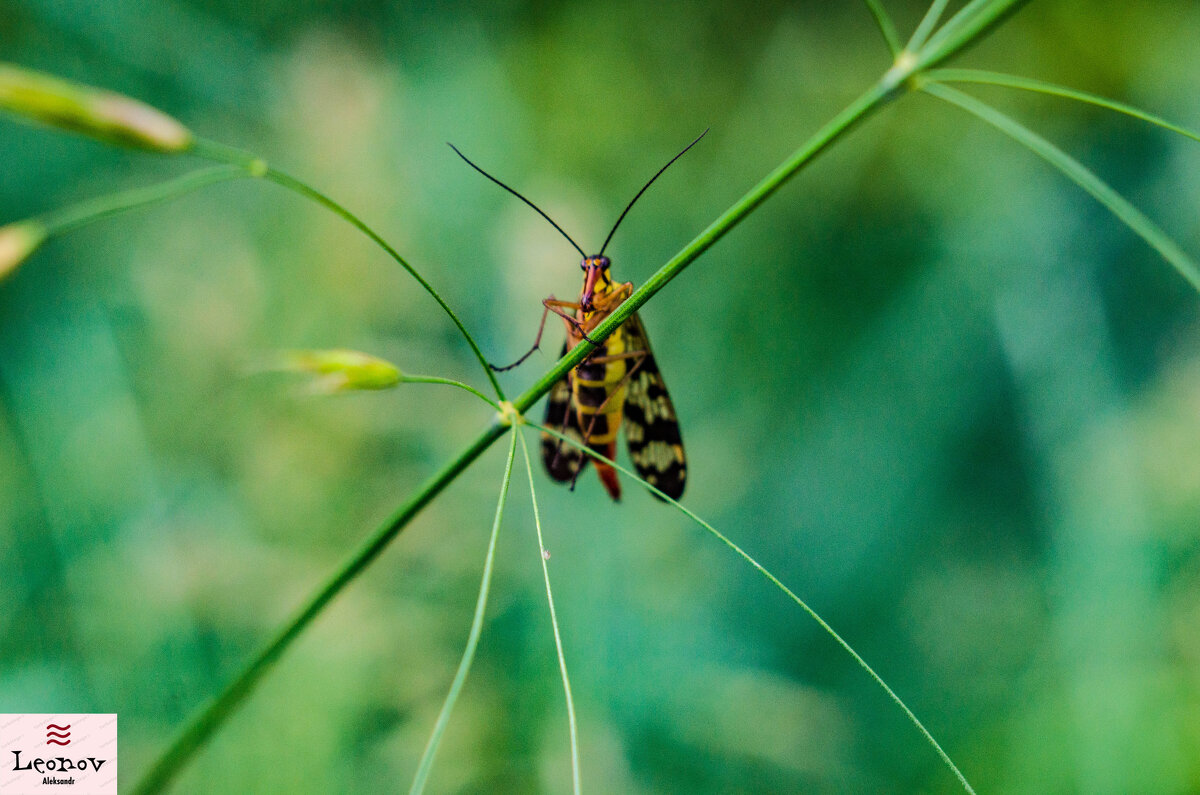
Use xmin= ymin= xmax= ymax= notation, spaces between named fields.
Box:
xmin=582 ymin=350 xmax=646 ymax=366
xmin=544 ymin=299 xmax=604 ymax=347
xmin=490 ymin=300 xmax=554 ymax=372
xmin=491 ymin=296 xmax=584 ymax=371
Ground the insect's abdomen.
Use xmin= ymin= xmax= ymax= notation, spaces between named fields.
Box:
xmin=571 ymin=324 xmax=628 ymax=445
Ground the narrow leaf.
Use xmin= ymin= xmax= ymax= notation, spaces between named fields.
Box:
xmin=923 ymin=81 xmax=1200 ymax=293
xmin=926 ymin=69 xmax=1200 ymax=144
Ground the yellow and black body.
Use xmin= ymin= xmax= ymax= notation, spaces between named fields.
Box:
xmin=539 ymin=256 xmax=685 ymax=501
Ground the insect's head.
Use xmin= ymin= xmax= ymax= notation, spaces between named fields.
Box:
xmin=579 ymin=255 xmax=611 ymax=311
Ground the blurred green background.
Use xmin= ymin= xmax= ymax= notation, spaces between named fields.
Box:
xmin=2 ymin=1 xmax=1200 ymax=792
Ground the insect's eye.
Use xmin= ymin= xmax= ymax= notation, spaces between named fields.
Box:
xmin=580 ymin=258 xmax=590 ymax=270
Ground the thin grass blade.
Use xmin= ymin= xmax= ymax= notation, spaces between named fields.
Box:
xmin=1 ymin=166 xmax=250 ymax=283
xmin=906 ymin=0 xmax=951 ymax=53
xmin=517 ymin=430 xmax=581 ymax=795
xmin=409 ymin=430 xmax=519 ymax=795
xmin=863 ymin=0 xmax=902 ymax=56
xmin=918 ymin=0 xmax=1031 ymax=69
xmin=398 ymin=376 xmax=502 ymax=411
xmin=923 ymin=81 xmax=1200 ymax=293
xmin=39 ymin=166 xmax=249 ymax=236
xmin=532 ymin=422 xmax=977 ymax=795
xmin=926 ymin=69 xmax=1200 ymax=144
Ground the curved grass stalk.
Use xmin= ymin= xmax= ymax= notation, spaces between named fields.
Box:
xmin=398 ymin=374 xmax=502 ymax=412
xmin=1 ymin=164 xmax=248 ymax=256
xmin=862 ymin=0 xmax=902 ymax=56
xmin=922 ymin=81 xmax=1200 ymax=292
xmin=532 ymin=422 xmax=977 ymax=795
xmin=2 ymin=166 xmax=253 ymax=281
xmin=925 ymin=69 xmax=1200 ymax=144
xmin=0 ymin=165 xmax=251 ymax=281
xmin=409 ymin=430 xmax=518 ymax=795
xmin=191 ymin=137 xmax=506 ymax=402
xmin=36 ymin=166 xmax=250 ymax=235
xmin=516 ymin=430 xmax=581 ymax=795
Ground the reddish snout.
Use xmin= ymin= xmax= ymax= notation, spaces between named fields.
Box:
xmin=580 ymin=261 xmax=601 ymax=311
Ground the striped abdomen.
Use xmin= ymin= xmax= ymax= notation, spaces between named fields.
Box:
xmin=570 ymin=322 xmax=631 ymax=445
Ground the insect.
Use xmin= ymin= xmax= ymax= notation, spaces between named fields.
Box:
xmin=449 ymin=132 xmax=705 ymax=501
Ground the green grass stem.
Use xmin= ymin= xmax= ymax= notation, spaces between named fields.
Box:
xmin=906 ymin=0 xmax=951 ymax=54
xmin=517 ymin=430 xmax=581 ymax=795
xmin=409 ymin=430 xmax=518 ymax=794
xmin=917 ymin=0 xmax=1031 ymax=70
xmin=862 ymin=0 xmax=902 ymax=56
xmin=37 ymin=165 xmax=250 ymax=236
xmin=399 ymin=374 xmax=502 ymax=412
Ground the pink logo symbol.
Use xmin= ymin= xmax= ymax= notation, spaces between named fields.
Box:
xmin=45 ymin=723 xmax=71 ymax=746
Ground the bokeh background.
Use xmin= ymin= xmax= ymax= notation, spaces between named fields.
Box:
xmin=2 ymin=1 xmax=1200 ymax=792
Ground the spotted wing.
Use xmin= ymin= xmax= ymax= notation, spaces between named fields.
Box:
xmin=622 ymin=313 xmax=686 ymax=500
xmin=541 ymin=342 xmax=588 ymax=483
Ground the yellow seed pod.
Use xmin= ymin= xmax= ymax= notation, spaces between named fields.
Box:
xmin=0 ymin=63 xmax=192 ymax=152
xmin=278 ymin=349 xmax=403 ymax=393
xmin=0 ymin=221 xmax=47 ymax=281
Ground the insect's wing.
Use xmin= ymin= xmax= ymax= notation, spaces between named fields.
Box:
xmin=541 ymin=342 xmax=589 ymax=482
xmin=622 ymin=313 xmax=686 ymax=500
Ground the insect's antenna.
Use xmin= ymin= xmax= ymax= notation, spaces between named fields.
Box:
xmin=597 ymin=128 xmax=708 ymax=257
xmin=448 ymin=143 xmax=588 ymax=259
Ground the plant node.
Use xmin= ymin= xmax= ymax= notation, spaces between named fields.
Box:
xmin=882 ymin=50 xmax=920 ymax=95
xmin=496 ymin=401 xmax=523 ymax=427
